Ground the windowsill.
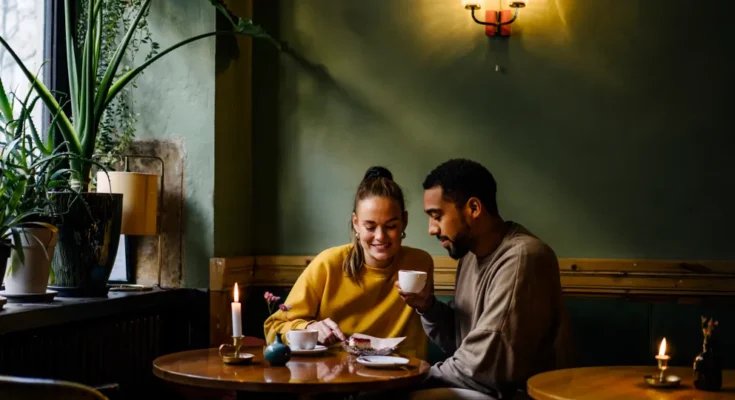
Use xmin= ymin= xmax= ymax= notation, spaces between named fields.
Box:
xmin=0 ymin=288 xmax=202 ymax=335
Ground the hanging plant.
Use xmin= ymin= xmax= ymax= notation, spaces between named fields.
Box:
xmin=76 ymin=0 xmax=160 ymax=171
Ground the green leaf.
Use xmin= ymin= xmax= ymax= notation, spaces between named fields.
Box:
xmin=107 ymin=28 xmax=279 ymax=108
xmin=79 ymin=0 xmax=96 ymax=154
xmin=0 ymin=36 xmax=81 ymax=155
xmin=93 ymin=1 xmax=103 ymax=77
xmin=9 ymin=229 xmax=25 ymax=267
xmin=0 ymin=78 xmax=13 ymax=123
xmin=64 ymin=0 xmax=80 ymax=123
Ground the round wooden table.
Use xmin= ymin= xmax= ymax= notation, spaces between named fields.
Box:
xmin=527 ymin=366 xmax=735 ymax=400
xmin=153 ymin=345 xmax=430 ymax=396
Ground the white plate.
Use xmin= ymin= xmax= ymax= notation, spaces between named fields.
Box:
xmin=356 ymin=356 xmax=409 ymax=369
xmin=289 ymin=345 xmax=328 ymax=355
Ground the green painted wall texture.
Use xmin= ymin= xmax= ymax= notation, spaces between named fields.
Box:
xmin=134 ymin=0 xmax=216 ymax=287
xmin=252 ymin=0 xmax=735 ymax=259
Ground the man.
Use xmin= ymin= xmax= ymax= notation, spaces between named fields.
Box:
xmin=399 ymin=159 xmax=574 ymax=399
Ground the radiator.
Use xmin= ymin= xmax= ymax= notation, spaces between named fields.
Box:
xmin=0 ymin=297 xmax=207 ymax=396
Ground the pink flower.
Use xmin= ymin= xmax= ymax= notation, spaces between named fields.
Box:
xmin=264 ymin=291 xmax=286 ymax=315
xmin=264 ymin=291 xmax=281 ymax=303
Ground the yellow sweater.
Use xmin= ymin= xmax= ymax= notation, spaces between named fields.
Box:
xmin=263 ymin=244 xmax=434 ymax=359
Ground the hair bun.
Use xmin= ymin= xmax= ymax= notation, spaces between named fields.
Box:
xmin=363 ymin=166 xmax=393 ymax=181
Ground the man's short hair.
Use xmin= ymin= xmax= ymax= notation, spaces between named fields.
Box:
xmin=423 ymin=159 xmax=498 ymax=215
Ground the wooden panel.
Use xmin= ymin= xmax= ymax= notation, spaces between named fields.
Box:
xmin=208 ymin=255 xmax=735 ymax=344
xmin=212 ymin=255 xmax=735 ymax=295
xmin=559 ymin=258 xmax=735 ymax=274
xmin=209 ymin=256 xmax=254 ymax=291
xmin=209 ymin=257 xmax=254 ymax=346
xmin=563 ymin=298 xmax=650 ymax=367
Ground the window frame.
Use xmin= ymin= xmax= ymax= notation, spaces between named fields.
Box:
xmin=41 ymin=0 xmax=71 ymax=137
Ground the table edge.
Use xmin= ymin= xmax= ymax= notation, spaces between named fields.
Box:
xmin=152 ymin=349 xmax=431 ymax=394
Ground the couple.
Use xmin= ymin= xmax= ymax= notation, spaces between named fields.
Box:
xmin=264 ymin=159 xmax=573 ymax=399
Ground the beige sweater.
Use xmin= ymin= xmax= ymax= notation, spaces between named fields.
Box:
xmin=420 ymin=222 xmax=574 ymax=398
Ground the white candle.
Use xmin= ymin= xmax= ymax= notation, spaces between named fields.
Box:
xmin=232 ymin=282 xmax=242 ymax=337
xmin=656 ymin=338 xmax=669 ymax=360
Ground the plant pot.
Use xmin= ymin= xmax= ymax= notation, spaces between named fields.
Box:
xmin=3 ymin=225 xmax=58 ymax=294
xmin=0 ymin=242 xmax=10 ymax=288
xmin=49 ymin=192 xmax=123 ymax=297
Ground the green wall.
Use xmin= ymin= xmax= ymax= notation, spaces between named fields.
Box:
xmin=134 ymin=0 xmax=216 ymax=288
xmin=252 ymin=0 xmax=735 ymax=259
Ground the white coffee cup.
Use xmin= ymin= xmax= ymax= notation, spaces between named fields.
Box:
xmin=286 ymin=329 xmax=318 ymax=350
xmin=398 ymin=270 xmax=428 ymax=293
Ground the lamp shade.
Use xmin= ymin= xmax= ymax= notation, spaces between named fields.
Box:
xmin=96 ymin=171 xmax=159 ymax=235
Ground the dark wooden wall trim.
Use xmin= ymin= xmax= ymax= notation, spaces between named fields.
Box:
xmin=208 ymin=256 xmax=735 ymax=345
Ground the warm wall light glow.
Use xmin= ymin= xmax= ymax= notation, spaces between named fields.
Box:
xmin=658 ymin=338 xmax=667 ymax=357
xmin=233 ymin=282 xmax=240 ymax=303
xmin=461 ymin=0 xmax=526 ymax=36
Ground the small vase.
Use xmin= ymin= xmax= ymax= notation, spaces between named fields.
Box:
xmin=264 ymin=333 xmax=291 ymax=366
xmin=694 ymin=341 xmax=723 ymax=391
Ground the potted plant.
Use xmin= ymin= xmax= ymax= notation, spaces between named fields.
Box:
xmin=0 ymin=0 xmax=279 ymax=296
xmin=0 ymin=78 xmax=81 ymax=294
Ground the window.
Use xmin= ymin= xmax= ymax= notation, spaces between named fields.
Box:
xmin=0 ymin=0 xmax=48 ymax=129
xmin=2 ymin=0 xmax=133 ymax=285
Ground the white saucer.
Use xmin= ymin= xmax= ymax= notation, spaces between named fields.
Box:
xmin=356 ymin=356 xmax=409 ymax=369
xmin=0 ymin=290 xmax=57 ymax=303
xmin=290 ymin=345 xmax=328 ymax=355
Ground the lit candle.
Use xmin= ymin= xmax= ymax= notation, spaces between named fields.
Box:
xmin=656 ymin=338 xmax=670 ymax=361
xmin=232 ymin=283 xmax=242 ymax=337
xmin=655 ymin=337 xmax=670 ymax=382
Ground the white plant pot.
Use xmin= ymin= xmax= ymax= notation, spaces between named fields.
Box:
xmin=3 ymin=226 xmax=58 ymax=294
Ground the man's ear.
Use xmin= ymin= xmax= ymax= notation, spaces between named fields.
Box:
xmin=467 ymin=197 xmax=482 ymax=219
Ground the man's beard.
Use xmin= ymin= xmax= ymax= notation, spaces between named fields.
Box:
xmin=437 ymin=223 xmax=472 ymax=260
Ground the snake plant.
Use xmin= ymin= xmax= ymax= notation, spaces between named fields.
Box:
xmin=0 ymin=0 xmax=278 ymax=192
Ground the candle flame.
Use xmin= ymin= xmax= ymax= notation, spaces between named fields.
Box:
xmin=658 ymin=338 xmax=667 ymax=356
xmin=234 ymin=282 xmax=239 ymax=303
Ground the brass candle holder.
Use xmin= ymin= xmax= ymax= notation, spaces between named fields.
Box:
xmin=644 ymin=354 xmax=681 ymax=388
xmin=219 ymin=336 xmax=254 ymax=365
xmin=656 ymin=354 xmax=670 ymax=381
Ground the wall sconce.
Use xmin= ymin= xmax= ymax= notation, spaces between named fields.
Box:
xmin=462 ymin=1 xmax=526 ymax=36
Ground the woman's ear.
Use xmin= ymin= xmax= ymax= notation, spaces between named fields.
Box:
xmin=352 ymin=212 xmax=359 ymax=234
xmin=402 ymin=211 xmax=409 ymax=231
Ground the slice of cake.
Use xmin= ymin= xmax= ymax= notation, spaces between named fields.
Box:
xmin=349 ymin=336 xmax=372 ymax=350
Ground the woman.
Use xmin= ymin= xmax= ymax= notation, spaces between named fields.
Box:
xmin=264 ymin=166 xmax=434 ymax=358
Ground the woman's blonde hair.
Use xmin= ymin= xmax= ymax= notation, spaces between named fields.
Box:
xmin=343 ymin=166 xmax=406 ymax=282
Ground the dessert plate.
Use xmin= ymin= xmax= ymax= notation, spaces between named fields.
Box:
xmin=356 ymin=356 xmax=409 ymax=369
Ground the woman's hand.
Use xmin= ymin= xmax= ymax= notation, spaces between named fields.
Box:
xmin=308 ymin=318 xmax=345 ymax=345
